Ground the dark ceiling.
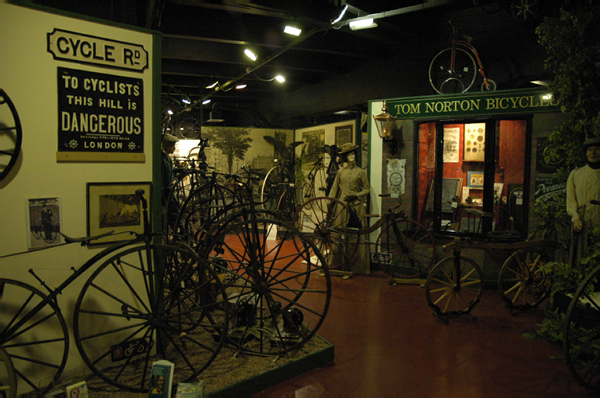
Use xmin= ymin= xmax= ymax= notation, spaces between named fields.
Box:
xmin=32 ymin=0 xmax=558 ymax=129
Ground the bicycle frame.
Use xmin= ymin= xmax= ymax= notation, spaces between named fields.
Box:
xmin=449 ymin=22 xmax=492 ymax=90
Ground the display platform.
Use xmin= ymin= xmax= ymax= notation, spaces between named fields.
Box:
xmin=81 ymin=335 xmax=334 ymax=397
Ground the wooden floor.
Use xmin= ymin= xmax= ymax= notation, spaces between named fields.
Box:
xmin=253 ymin=270 xmax=594 ymax=397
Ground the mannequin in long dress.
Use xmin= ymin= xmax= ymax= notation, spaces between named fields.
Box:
xmin=329 ymin=143 xmax=371 ymax=275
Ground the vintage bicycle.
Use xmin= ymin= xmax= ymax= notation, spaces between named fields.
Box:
xmin=426 ymin=209 xmax=556 ymax=321
xmin=0 ymin=190 xmax=229 ymax=395
xmin=429 ymin=21 xmax=497 ymax=95
xmin=293 ymin=194 xmax=436 ymax=281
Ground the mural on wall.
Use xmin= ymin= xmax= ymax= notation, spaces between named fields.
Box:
xmin=26 ymin=197 xmax=62 ymax=248
xmin=181 ymin=127 xmax=294 ymax=176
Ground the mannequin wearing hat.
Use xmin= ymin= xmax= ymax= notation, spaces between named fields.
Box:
xmin=566 ymin=136 xmax=600 ymax=233
xmin=329 ymin=142 xmax=371 ymax=275
xmin=162 ymin=133 xmax=180 ymax=231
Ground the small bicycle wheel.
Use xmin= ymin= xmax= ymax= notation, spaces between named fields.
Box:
xmin=74 ymin=244 xmax=228 ymax=392
xmin=261 ymin=165 xmax=295 ymax=212
xmin=0 ymin=344 xmax=17 ymax=397
xmin=429 ymin=47 xmax=477 ymax=94
xmin=425 ymin=256 xmax=483 ymax=319
xmin=293 ymin=197 xmax=358 ymax=272
xmin=498 ymin=247 xmax=551 ymax=310
xmin=205 ymin=217 xmax=331 ymax=357
xmin=0 ymin=278 xmax=69 ymax=395
xmin=481 ymin=79 xmax=497 ymax=91
xmin=375 ymin=219 xmax=436 ymax=279
xmin=563 ymin=265 xmax=600 ymax=392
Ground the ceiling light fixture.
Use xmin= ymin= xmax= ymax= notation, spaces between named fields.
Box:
xmin=202 ymin=99 xmax=211 ymax=105
xmin=349 ymin=18 xmax=377 ymax=30
xmin=284 ymin=25 xmax=302 ymax=36
xmin=331 ymin=4 xmax=349 ymax=24
xmin=274 ymin=75 xmax=285 ymax=83
xmin=206 ymin=81 xmax=218 ymax=89
xmin=244 ymin=49 xmax=257 ymax=61
xmin=236 ymin=83 xmax=247 ymax=89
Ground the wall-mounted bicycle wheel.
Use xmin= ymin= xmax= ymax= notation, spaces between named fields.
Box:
xmin=293 ymin=197 xmax=358 ymax=272
xmin=0 ymin=89 xmax=23 ymax=181
xmin=204 ymin=217 xmax=331 ymax=356
xmin=375 ymin=219 xmax=436 ymax=280
xmin=0 ymin=278 xmax=69 ymax=395
xmin=425 ymin=256 xmax=483 ymax=320
xmin=498 ymin=247 xmax=551 ymax=310
xmin=563 ymin=265 xmax=600 ymax=392
xmin=429 ymin=48 xmax=477 ymax=94
xmin=74 ymin=244 xmax=228 ymax=392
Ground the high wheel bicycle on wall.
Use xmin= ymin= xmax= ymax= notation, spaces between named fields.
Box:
xmin=0 ymin=190 xmax=229 ymax=395
xmin=428 ymin=21 xmax=496 ymax=95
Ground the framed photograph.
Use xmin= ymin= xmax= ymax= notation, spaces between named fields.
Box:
xmin=335 ymin=124 xmax=353 ymax=147
xmin=87 ymin=182 xmax=152 ymax=245
xmin=26 ymin=197 xmax=63 ymax=249
xmin=467 ymin=171 xmax=484 ymax=188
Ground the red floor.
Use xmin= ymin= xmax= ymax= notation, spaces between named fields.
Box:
xmin=253 ymin=270 xmax=593 ymax=397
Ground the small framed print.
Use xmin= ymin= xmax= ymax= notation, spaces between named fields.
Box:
xmin=464 ymin=123 xmax=485 ymax=162
xmin=87 ymin=182 xmax=152 ymax=245
xmin=467 ymin=171 xmax=484 ymax=188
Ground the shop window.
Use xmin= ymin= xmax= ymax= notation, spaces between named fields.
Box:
xmin=416 ymin=118 xmax=530 ymax=237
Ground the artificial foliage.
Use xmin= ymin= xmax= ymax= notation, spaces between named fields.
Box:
xmin=526 ymin=3 xmax=600 ymax=346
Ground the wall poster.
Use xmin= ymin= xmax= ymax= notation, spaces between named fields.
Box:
xmin=443 ymin=127 xmax=460 ymax=163
xmin=56 ymin=67 xmax=144 ymax=162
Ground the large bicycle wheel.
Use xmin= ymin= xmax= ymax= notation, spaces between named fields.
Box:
xmin=429 ymin=47 xmax=477 ymax=94
xmin=498 ymin=247 xmax=551 ymax=310
xmin=0 ymin=89 xmax=23 ymax=182
xmin=563 ymin=265 xmax=600 ymax=392
xmin=205 ymin=217 xmax=331 ymax=356
xmin=261 ymin=165 xmax=295 ymax=212
xmin=0 ymin=279 xmax=69 ymax=395
xmin=375 ymin=219 xmax=436 ymax=280
xmin=293 ymin=197 xmax=358 ymax=272
xmin=425 ymin=256 xmax=483 ymax=319
xmin=74 ymin=244 xmax=228 ymax=392
xmin=175 ymin=183 xmax=236 ymax=240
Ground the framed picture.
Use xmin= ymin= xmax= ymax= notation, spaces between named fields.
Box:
xmin=467 ymin=171 xmax=484 ymax=188
xmin=464 ymin=123 xmax=485 ymax=162
xmin=335 ymin=124 xmax=353 ymax=147
xmin=87 ymin=182 xmax=152 ymax=245
xmin=26 ymin=197 xmax=63 ymax=249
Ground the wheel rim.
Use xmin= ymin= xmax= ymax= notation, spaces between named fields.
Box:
xmin=74 ymin=245 xmax=228 ymax=392
xmin=498 ymin=248 xmax=551 ymax=310
xmin=564 ymin=266 xmax=600 ymax=392
xmin=292 ymin=197 xmax=358 ymax=271
xmin=0 ymin=279 xmax=69 ymax=395
xmin=376 ymin=219 xmax=436 ymax=279
xmin=429 ymin=48 xmax=477 ymax=94
xmin=425 ymin=256 xmax=483 ymax=317
xmin=0 ymin=89 xmax=23 ymax=182
xmin=205 ymin=217 xmax=331 ymax=356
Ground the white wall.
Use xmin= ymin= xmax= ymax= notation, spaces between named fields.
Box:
xmin=0 ymin=3 xmax=156 ymax=390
